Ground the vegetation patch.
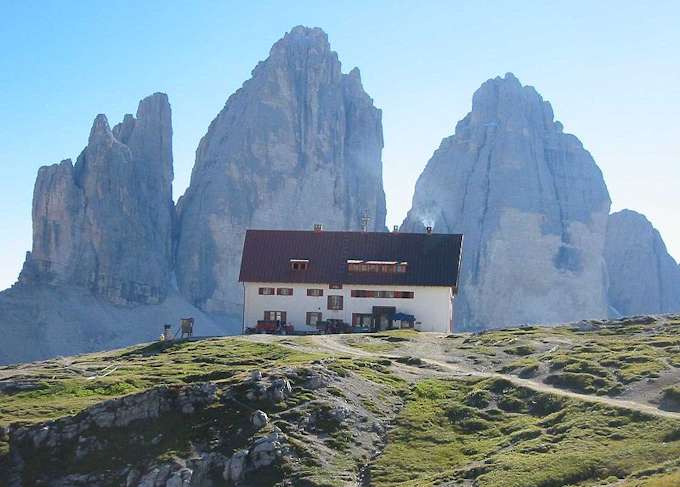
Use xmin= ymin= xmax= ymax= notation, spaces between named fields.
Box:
xmin=659 ymin=386 xmax=680 ymax=412
xmin=545 ymin=371 xmax=622 ymax=396
xmin=0 ymin=338 xmax=324 ymax=427
xmin=505 ymin=344 xmax=536 ymax=356
xmin=461 ymin=318 xmax=678 ymax=396
xmin=369 ymin=378 xmax=680 ymax=487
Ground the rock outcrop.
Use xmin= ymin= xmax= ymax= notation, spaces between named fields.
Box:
xmin=19 ymin=93 xmax=175 ymax=305
xmin=402 ymin=73 xmax=611 ymax=329
xmin=5 ymin=383 xmax=218 ymax=487
xmin=604 ymin=209 xmax=680 ymax=316
xmin=2 ymin=364 xmax=396 ymax=486
xmin=0 ymin=94 xmax=224 ymax=365
xmin=175 ymin=26 xmax=386 ymax=318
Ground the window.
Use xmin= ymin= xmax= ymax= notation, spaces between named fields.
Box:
xmin=264 ymin=311 xmax=287 ymax=322
xmin=346 ymin=260 xmax=408 ymax=274
xmin=277 ymin=287 xmax=293 ymax=296
xmin=290 ymin=259 xmax=309 ymax=271
xmin=258 ymin=287 xmax=275 ymax=295
xmin=351 ymin=290 xmax=414 ymax=299
xmin=307 ymin=288 xmax=324 ymax=297
xmin=329 ymin=283 xmax=343 ymax=289
xmin=327 ymin=295 xmax=344 ymax=310
xmin=306 ymin=312 xmax=322 ymax=326
xmin=352 ymin=313 xmax=373 ymax=327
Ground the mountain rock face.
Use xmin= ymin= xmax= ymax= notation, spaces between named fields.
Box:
xmin=176 ymin=26 xmax=386 ymax=318
xmin=0 ymin=94 xmax=224 ymax=365
xmin=605 ymin=209 xmax=680 ymax=316
xmin=19 ymin=93 xmax=175 ymax=305
xmin=0 ymin=285 xmax=221 ymax=365
xmin=402 ymin=73 xmax=611 ymax=329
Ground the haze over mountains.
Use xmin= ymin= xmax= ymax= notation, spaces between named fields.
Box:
xmin=1 ymin=26 xmax=678 ymax=363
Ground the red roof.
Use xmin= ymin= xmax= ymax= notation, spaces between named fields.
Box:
xmin=238 ymin=229 xmax=463 ymax=290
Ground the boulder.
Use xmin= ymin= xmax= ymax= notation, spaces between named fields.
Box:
xmin=268 ymin=378 xmax=293 ymax=402
xmin=248 ymin=431 xmax=283 ymax=470
xmin=251 ymin=410 xmax=269 ymax=429
xmin=223 ymin=449 xmax=248 ymax=483
xmin=250 ymin=370 xmax=263 ymax=382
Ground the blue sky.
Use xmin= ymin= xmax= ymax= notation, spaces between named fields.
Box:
xmin=1 ymin=1 xmax=678 ymax=289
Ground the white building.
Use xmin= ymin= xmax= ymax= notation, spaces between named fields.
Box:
xmin=238 ymin=227 xmax=463 ymax=334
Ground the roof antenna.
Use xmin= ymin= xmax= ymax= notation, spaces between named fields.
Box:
xmin=360 ymin=210 xmax=371 ymax=232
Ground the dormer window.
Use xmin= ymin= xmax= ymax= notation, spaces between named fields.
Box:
xmin=347 ymin=259 xmax=408 ymax=273
xmin=290 ymin=259 xmax=309 ymax=271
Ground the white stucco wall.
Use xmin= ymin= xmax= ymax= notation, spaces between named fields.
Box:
xmin=242 ymin=282 xmax=453 ymax=333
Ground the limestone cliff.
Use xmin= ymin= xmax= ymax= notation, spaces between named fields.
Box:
xmin=402 ymin=73 xmax=611 ymax=329
xmin=605 ymin=209 xmax=680 ymax=316
xmin=0 ymin=94 xmax=223 ymax=365
xmin=19 ymin=93 xmax=175 ymax=305
xmin=176 ymin=26 xmax=386 ymax=318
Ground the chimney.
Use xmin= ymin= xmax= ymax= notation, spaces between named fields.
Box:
xmin=426 ymin=226 xmax=433 ymax=235
xmin=313 ymin=223 xmax=323 ymax=232
xmin=360 ymin=210 xmax=370 ymax=233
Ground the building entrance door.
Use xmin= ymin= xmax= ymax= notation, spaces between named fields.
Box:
xmin=372 ymin=306 xmax=396 ymax=331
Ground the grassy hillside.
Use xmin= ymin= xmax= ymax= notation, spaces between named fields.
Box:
xmin=1 ymin=316 xmax=679 ymax=486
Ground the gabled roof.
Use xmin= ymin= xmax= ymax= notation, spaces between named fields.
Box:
xmin=238 ymin=230 xmax=463 ymax=289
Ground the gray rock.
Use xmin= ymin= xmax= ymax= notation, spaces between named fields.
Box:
xmin=250 ymin=370 xmax=263 ymax=382
xmin=0 ymin=93 xmax=228 ymax=365
xmin=19 ymin=93 xmax=174 ymax=306
xmin=402 ymin=73 xmax=611 ymax=329
xmin=165 ymin=467 xmax=193 ymax=487
xmin=6 ymin=382 xmax=217 ymax=479
xmin=175 ymin=25 xmax=386 ymax=317
xmin=251 ymin=410 xmax=269 ymax=429
xmin=126 ymin=469 xmax=140 ymax=487
xmin=268 ymin=378 xmax=293 ymax=402
xmin=248 ymin=431 xmax=283 ymax=470
xmin=604 ymin=209 xmax=680 ymax=316
xmin=222 ymin=430 xmax=286 ymax=484
xmin=223 ymin=449 xmax=248 ymax=483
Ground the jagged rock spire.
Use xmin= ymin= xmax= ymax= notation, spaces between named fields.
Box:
xmin=605 ymin=210 xmax=680 ymax=315
xmin=175 ymin=26 xmax=386 ymax=316
xmin=20 ymin=93 xmax=175 ymax=305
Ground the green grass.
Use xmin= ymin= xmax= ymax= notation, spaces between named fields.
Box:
xmin=460 ymin=318 xmax=679 ymax=395
xmin=343 ymin=330 xmax=415 ymax=354
xmin=370 ymin=377 xmax=680 ymax=487
xmin=0 ymin=337 xmax=325 ymax=428
xmin=635 ymin=471 xmax=680 ymax=486
xmin=327 ymin=358 xmax=408 ymax=393
xmin=343 ymin=339 xmax=400 ymax=354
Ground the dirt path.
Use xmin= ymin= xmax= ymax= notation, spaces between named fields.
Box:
xmin=305 ymin=335 xmax=680 ymax=420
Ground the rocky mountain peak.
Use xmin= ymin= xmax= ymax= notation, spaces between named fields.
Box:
xmin=250 ymin=26 xmax=338 ymax=82
xmin=466 ymin=72 xmax=555 ymax=135
xmin=279 ymin=25 xmax=330 ymax=49
xmin=402 ymin=73 xmax=610 ymax=329
xmin=176 ymin=27 xmax=386 ymax=317
xmin=86 ymin=114 xmax=115 ymax=153
xmin=20 ymin=93 xmax=175 ymax=306
xmin=605 ymin=209 xmax=680 ymax=316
